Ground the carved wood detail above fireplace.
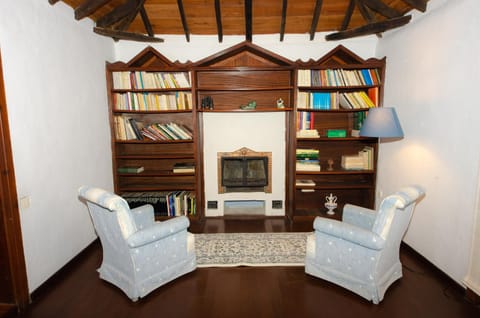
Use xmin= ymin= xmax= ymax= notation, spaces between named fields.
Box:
xmin=217 ymin=147 xmax=272 ymax=194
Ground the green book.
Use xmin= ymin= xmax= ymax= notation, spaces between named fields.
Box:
xmin=117 ymin=166 xmax=144 ymax=173
xmin=327 ymin=129 xmax=347 ymax=138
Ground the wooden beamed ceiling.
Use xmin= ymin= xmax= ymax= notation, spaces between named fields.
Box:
xmin=49 ymin=0 xmax=429 ymax=43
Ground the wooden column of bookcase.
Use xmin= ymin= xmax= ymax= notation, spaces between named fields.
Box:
xmin=293 ymin=45 xmax=385 ymax=221
xmin=106 ymin=47 xmax=199 ymax=219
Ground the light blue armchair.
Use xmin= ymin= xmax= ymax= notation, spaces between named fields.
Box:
xmin=305 ymin=185 xmax=425 ymax=304
xmin=78 ymin=186 xmax=196 ymax=301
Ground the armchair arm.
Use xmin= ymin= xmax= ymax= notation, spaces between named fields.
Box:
xmin=130 ymin=204 xmax=155 ymax=230
xmin=126 ymin=216 xmax=190 ymax=248
xmin=342 ymin=204 xmax=377 ymax=231
xmin=313 ymin=217 xmax=385 ymax=250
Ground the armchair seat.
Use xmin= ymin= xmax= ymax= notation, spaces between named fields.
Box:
xmin=305 ymin=185 xmax=425 ymax=304
xmin=78 ymin=186 xmax=196 ymax=301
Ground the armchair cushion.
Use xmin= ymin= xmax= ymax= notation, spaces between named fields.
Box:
xmin=313 ymin=217 xmax=385 ymax=250
xmin=127 ymin=216 xmax=190 ymax=248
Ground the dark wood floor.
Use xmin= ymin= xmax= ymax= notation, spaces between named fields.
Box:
xmin=13 ymin=218 xmax=480 ymax=318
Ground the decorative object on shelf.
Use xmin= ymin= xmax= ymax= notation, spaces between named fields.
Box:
xmin=359 ymin=107 xmax=404 ymax=138
xmin=327 ymin=159 xmax=334 ymax=171
xmin=325 ymin=193 xmax=338 ymax=215
xmin=276 ymin=98 xmax=285 ymax=109
xmin=201 ymin=96 xmax=214 ymax=109
xmin=240 ymin=100 xmax=256 ymax=110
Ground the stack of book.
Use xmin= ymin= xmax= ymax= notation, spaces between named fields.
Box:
xmin=341 ymin=146 xmax=374 ymax=170
xmin=117 ymin=166 xmax=144 ymax=174
xmin=296 ymin=149 xmax=321 ymax=171
xmin=173 ymin=162 xmax=195 ymax=173
xmin=297 ymin=129 xmax=320 ymax=138
xmin=141 ymin=122 xmax=193 ymax=141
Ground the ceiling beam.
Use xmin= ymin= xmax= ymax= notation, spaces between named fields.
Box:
xmin=401 ymin=0 xmax=427 ymax=12
xmin=177 ymin=0 xmax=190 ymax=42
xmin=113 ymin=0 xmax=145 ymax=32
xmin=96 ymin=0 xmax=136 ymax=28
xmin=355 ymin=0 xmax=376 ymax=23
xmin=139 ymin=5 xmax=154 ymax=36
xmin=214 ymin=0 xmax=223 ymax=43
xmin=245 ymin=0 xmax=253 ymax=42
xmin=360 ymin=0 xmax=401 ymax=18
xmin=325 ymin=14 xmax=412 ymax=41
xmin=74 ymin=0 xmax=112 ymax=20
xmin=93 ymin=27 xmax=164 ymax=42
xmin=309 ymin=0 xmax=323 ymax=40
xmin=340 ymin=0 xmax=356 ymax=31
xmin=279 ymin=0 xmax=288 ymax=41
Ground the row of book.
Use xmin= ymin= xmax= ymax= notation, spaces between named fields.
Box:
xmin=341 ymin=146 xmax=374 ymax=170
xmin=112 ymin=71 xmax=191 ymax=90
xmin=116 ymin=163 xmax=195 ymax=174
xmin=297 ymin=111 xmax=315 ymax=131
xmin=113 ymin=92 xmax=192 ymax=111
xmin=298 ymin=68 xmax=381 ymax=87
xmin=113 ymin=116 xmax=193 ymax=141
xmin=296 ymin=148 xmax=320 ymax=171
xmin=297 ymin=89 xmax=377 ymax=110
xmin=122 ymin=191 xmax=196 ymax=217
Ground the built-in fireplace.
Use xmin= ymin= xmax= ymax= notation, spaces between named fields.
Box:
xmin=218 ymin=147 xmax=272 ymax=194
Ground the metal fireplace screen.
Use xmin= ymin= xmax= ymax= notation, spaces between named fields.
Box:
xmin=221 ymin=156 xmax=268 ymax=188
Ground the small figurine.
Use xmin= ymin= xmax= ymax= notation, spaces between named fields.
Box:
xmin=240 ymin=100 xmax=256 ymax=110
xmin=325 ymin=193 xmax=338 ymax=215
xmin=276 ymin=98 xmax=285 ymax=109
xmin=327 ymin=158 xmax=334 ymax=171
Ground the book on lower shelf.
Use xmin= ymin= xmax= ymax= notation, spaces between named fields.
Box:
xmin=117 ymin=166 xmax=145 ymax=173
xmin=121 ymin=191 xmax=196 ymax=217
xmin=173 ymin=162 xmax=195 ymax=173
xmin=295 ymin=179 xmax=316 ymax=187
xmin=341 ymin=146 xmax=374 ymax=170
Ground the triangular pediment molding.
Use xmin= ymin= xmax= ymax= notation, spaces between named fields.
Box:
xmin=194 ymin=41 xmax=293 ymax=68
xmin=108 ymin=46 xmax=192 ymax=70
xmin=295 ymin=45 xmax=385 ymax=68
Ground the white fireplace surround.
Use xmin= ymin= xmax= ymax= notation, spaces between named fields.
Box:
xmin=202 ymin=112 xmax=286 ymax=217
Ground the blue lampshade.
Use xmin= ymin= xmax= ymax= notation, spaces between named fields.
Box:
xmin=359 ymin=107 xmax=404 ymax=138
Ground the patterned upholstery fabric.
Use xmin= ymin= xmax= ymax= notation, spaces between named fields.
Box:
xmin=305 ymin=185 xmax=425 ymax=304
xmin=78 ymin=186 xmax=197 ymax=301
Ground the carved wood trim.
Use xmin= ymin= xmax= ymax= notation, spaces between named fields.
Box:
xmin=0 ymin=51 xmax=29 ymax=311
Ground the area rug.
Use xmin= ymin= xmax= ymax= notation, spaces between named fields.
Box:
xmin=194 ymin=232 xmax=312 ymax=267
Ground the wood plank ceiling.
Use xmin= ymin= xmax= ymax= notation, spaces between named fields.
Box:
xmin=49 ymin=0 xmax=429 ymax=42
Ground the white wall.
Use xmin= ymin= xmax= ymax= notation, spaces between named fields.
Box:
xmin=0 ymin=1 xmax=114 ymax=291
xmin=376 ymin=0 xmax=480 ymax=285
xmin=113 ymin=33 xmax=377 ymax=64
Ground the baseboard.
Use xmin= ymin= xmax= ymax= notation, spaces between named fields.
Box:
xmin=30 ymin=238 xmax=100 ymax=302
xmin=466 ymin=288 xmax=480 ymax=305
xmin=400 ymin=242 xmax=469 ymax=297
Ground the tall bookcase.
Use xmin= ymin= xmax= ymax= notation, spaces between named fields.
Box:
xmin=106 ymin=47 xmax=199 ymax=219
xmin=105 ymin=43 xmax=385 ymax=221
xmin=293 ymin=45 xmax=385 ymax=220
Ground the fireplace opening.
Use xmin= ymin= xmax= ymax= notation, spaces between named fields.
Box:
xmin=221 ymin=156 xmax=268 ymax=192
xmin=217 ymin=147 xmax=272 ymax=194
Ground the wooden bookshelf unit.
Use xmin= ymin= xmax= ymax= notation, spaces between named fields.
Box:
xmin=105 ymin=43 xmax=385 ymax=221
